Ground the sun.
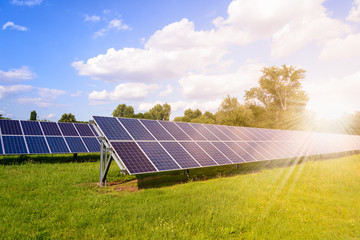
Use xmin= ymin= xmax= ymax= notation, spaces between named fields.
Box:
xmin=309 ymin=102 xmax=345 ymax=121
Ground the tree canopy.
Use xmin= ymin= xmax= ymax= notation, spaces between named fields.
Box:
xmin=112 ymin=104 xmax=135 ymax=118
xmin=30 ymin=110 xmax=37 ymax=121
xmin=58 ymin=113 xmax=76 ymax=122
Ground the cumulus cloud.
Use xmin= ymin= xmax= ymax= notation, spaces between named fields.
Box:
xmin=41 ymin=113 xmax=56 ymax=119
xmin=159 ymin=84 xmax=174 ymax=97
xmin=0 ymin=84 xmax=33 ymax=100
xmin=93 ymin=18 xmax=130 ymax=38
xmin=17 ymin=97 xmax=52 ymax=108
xmin=84 ymin=15 xmax=101 ymax=22
xmin=11 ymin=0 xmax=43 ymax=6
xmin=88 ymin=83 xmax=160 ymax=104
xmin=2 ymin=22 xmax=28 ymax=31
xmin=347 ymin=0 xmax=360 ymax=23
xmin=319 ymin=33 xmax=360 ymax=60
xmin=179 ymin=62 xmax=263 ymax=99
xmin=0 ymin=66 xmax=36 ymax=84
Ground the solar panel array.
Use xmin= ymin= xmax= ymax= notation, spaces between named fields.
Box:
xmin=93 ymin=116 xmax=360 ymax=175
xmin=0 ymin=119 xmax=100 ymax=155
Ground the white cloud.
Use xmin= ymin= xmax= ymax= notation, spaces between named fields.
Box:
xmin=38 ymin=87 xmax=66 ymax=100
xmin=17 ymin=97 xmax=52 ymax=108
xmin=11 ymin=0 xmax=43 ymax=6
xmin=0 ymin=66 xmax=36 ymax=84
xmin=159 ymin=84 xmax=173 ymax=97
xmin=88 ymin=83 xmax=160 ymax=104
xmin=41 ymin=113 xmax=56 ymax=119
xmin=319 ymin=33 xmax=360 ymax=60
xmin=84 ymin=15 xmax=101 ymax=22
xmin=70 ymin=90 xmax=82 ymax=97
xmin=2 ymin=22 xmax=28 ymax=31
xmin=179 ymin=62 xmax=263 ymax=99
xmin=0 ymin=85 xmax=33 ymax=100
xmin=347 ymin=0 xmax=360 ymax=23
xmin=93 ymin=18 xmax=130 ymax=38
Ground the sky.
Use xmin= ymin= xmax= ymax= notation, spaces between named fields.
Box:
xmin=1 ymin=0 xmax=360 ymax=122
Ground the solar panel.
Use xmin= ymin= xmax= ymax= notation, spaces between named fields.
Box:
xmin=0 ymin=120 xmax=22 ymax=135
xmin=140 ymin=119 xmax=175 ymax=140
xmin=21 ymin=121 xmax=43 ymax=135
xmin=46 ymin=137 xmax=70 ymax=153
xmin=118 ymin=118 xmax=155 ymax=140
xmin=82 ymin=137 xmax=100 ymax=152
xmin=0 ymin=119 xmax=100 ymax=155
xmin=3 ymin=136 xmax=27 ymax=154
xmin=65 ymin=137 xmax=88 ymax=153
xmin=137 ymin=142 xmax=180 ymax=171
xmin=40 ymin=122 xmax=62 ymax=136
xmin=161 ymin=142 xmax=200 ymax=169
xmin=93 ymin=116 xmax=360 ymax=177
xmin=25 ymin=136 xmax=50 ymax=154
xmin=58 ymin=123 xmax=78 ymax=136
xmin=175 ymin=122 xmax=206 ymax=141
xmin=158 ymin=121 xmax=192 ymax=140
xmin=74 ymin=123 xmax=94 ymax=136
xmin=93 ymin=116 xmax=132 ymax=140
xmin=111 ymin=142 xmax=157 ymax=174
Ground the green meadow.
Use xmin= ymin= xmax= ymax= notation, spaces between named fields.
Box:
xmin=0 ymin=154 xmax=359 ymax=239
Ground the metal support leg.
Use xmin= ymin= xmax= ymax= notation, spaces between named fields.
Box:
xmin=99 ymin=141 xmax=104 ymax=187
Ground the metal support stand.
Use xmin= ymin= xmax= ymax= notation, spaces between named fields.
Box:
xmin=73 ymin=153 xmax=78 ymax=161
xmin=235 ymin=164 xmax=239 ymax=169
xmin=184 ymin=169 xmax=190 ymax=178
xmin=99 ymin=141 xmax=113 ymax=187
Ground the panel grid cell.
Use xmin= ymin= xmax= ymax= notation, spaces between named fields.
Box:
xmin=203 ymin=124 xmax=231 ymax=141
xmin=140 ymin=119 xmax=174 ymax=140
xmin=211 ymin=142 xmax=245 ymax=163
xmin=175 ymin=122 xmax=206 ymax=141
xmin=0 ymin=137 xmax=3 ymax=154
xmin=82 ymin=137 xmax=100 ymax=152
xmin=196 ymin=142 xmax=232 ymax=165
xmin=65 ymin=137 xmax=88 ymax=153
xmin=21 ymin=121 xmax=43 ymax=135
xmin=74 ymin=123 xmax=94 ymax=136
xmin=93 ymin=116 xmax=132 ymax=140
xmin=3 ymin=136 xmax=27 ymax=154
xmin=236 ymin=142 xmax=267 ymax=161
xmin=0 ymin=120 xmax=22 ymax=135
xmin=180 ymin=142 xmax=217 ymax=167
xmin=111 ymin=142 xmax=157 ymax=174
xmin=58 ymin=123 xmax=78 ymax=136
xmin=225 ymin=142 xmax=257 ymax=162
xmin=158 ymin=121 xmax=191 ymax=140
xmin=160 ymin=142 xmax=200 ymax=169
xmin=46 ymin=137 xmax=70 ymax=153
xmin=138 ymin=142 xmax=180 ymax=171
xmin=190 ymin=123 xmax=219 ymax=141
xmin=118 ymin=118 xmax=154 ymax=140
xmin=25 ymin=136 xmax=50 ymax=154
xmin=40 ymin=122 xmax=62 ymax=136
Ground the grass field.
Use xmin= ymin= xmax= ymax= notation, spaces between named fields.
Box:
xmin=0 ymin=154 xmax=359 ymax=239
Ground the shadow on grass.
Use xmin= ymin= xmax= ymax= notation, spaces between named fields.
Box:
xmin=0 ymin=153 xmax=100 ymax=165
xmin=131 ymin=151 xmax=358 ymax=190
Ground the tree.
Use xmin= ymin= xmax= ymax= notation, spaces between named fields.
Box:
xmin=30 ymin=110 xmax=37 ymax=121
xmin=147 ymin=103 xmax=171 ymax=121
xmin=244 ymin=65 xmax=309 ymax=129
xmin=112 ymin=104 xmax=135 ymax=118
xmin=0 ymin=114 xmax=10 ymax=120
xmin=59 ymin=113 xmax=76 ymax=122
xmin=215 ymin=95 xmax=252 ymax=126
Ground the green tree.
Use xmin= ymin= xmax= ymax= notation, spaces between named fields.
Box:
xmin=30 ymin=110 xmax=37 ymax=121
xmin=112 ymin=104 xmax=135 ymax=118
xmin=0 ymin=114 xmax=11 ymax=120
xmin=244 ymin=65 xmax=309 ymax=129
xmin=147 ymin=103 xmax=171 ymax=121
xmin=215 ymin=95 xmax=252 ymax=126
xmin=59 ymin=113 xmax=76 ymax=122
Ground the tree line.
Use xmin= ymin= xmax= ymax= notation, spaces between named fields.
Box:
xmin=1 ymin=64 xmax=359 ymax=135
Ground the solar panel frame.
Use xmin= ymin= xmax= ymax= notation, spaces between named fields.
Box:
xmin=25 ymin=136 xmax=50 ymax=154
xmin=21 ymin=121 xmax=43 ymax=135
xmin=82 ymin=137 xmax=100 ymax=152
xmin=65 ymin=137 xmax=88 ymax=153
xmin=179 ymin=142 xmax=218 ymax=167
xmin=74 ymin=123 xmax=95 ymax=137
xmin=158 ymin=121 xmax=192 ymax=141
xmin=174 ymin=122 xmax=207 ymax=141
xmin=139 ymin=119 xmax=175 ymax=141
xmin=40 ymin=122 xmax=62 ymax=136
xmin=0 ymin=119 xmax=23 ymax=135
xmin=3 ymin=136 xmax=28 ymax=154
xmin=46 ymin=136 xmax=70 ymax=153
xmin=58 ymin=122 xmax=79 ymax=136
xmin=93 ymin=116 xmax=132 ymax=140
xmin=118 ymin=118 xmax=155 ymax=141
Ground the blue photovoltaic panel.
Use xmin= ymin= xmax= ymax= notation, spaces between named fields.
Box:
xmin=158 ymin=121 xmax=191 ymax=140
xmin=3 ymin=136 xmax=27 ymax=154
xmin=259 ymin=142 xmax=287 ymax=159
xmin=0 ymin=119 xmax=22 ymax=135
xmin=65 ymin=137 xmax=88 ymax=153
xmin=21 ymin=121 xmax=43 ymax=135
xmin=93 ymin=116 xmax=132 ymax=140
xmin=82 ymin=137 xmax=100 ymax=152
xmin=58 ymin=123 xmax=78 ymax=136
xmin=180 ymin=142 xmax=217 ymax=167
xmin=175 ymin=122 xmax=206 ymax=141
xmin=137 ymin=142 xmax=180 ymax=171
xmin=230 ymin=126 xmax=253 ymax=141
xmin=246 ymin=142 xmax=276 ymax=160
xmin=25 ymin=136 xmax=50 ymax=154
xmin=89 ymin=124 xmax=99 ymax=136
xmin=0 ymin=137 xmax=2 ymax=154
xmin=118 ymin=118 xmax=155 ymax=140
xmin=74 ymin=123 xmax=94 ymax=136
xmin=111 ymin=142 xmax=157 ymax=174
xmin=244 ymin=128 xmax=266 ymax=141
xmin=190 ymin=123 xmax=219 ymax=141
xmin=216 ymin=125 xmax=243 ymax=141
xmin=40 ymin=122 xmax=62 ymax=136
xmin=140 ymin=119 xmax=174 ymax=140
xmin=236 ymin=142 xmax=267 ymax=161
xmin=46 ymin=137 xmax=69 ymax=153
xmin=161 ymin=142 xmax=200 ymax=169
xmin=196 ymin=142 xmax=232 ymax=165
xmin=203 ymin=124 xmax=231 ymax=141
xmin=225 ymin=142 xmax=257 ymax=162
xmin=211 ymin=142 xmax=245 ymax=163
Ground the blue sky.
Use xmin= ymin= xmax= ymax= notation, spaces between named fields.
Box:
xmin=1 ymin=0 xmax=360 ymax=121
